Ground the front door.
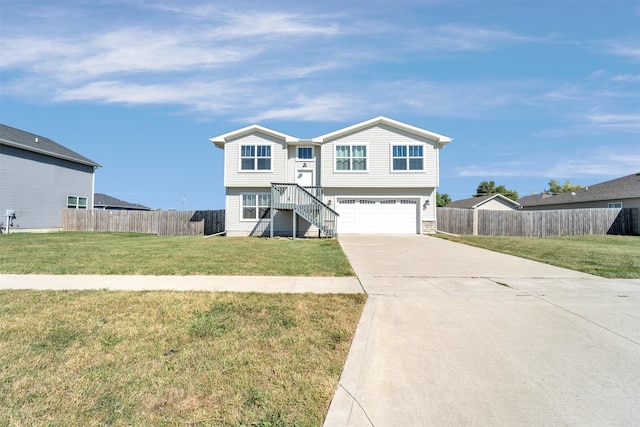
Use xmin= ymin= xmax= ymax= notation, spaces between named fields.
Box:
xmin=296 ymin=169 xmax=314 ymax=187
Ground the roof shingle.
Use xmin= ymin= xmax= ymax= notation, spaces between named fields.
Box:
xmin=518 ymin=173 xmax=640 ymax=207
xmin=94 ymin=193 xmax=151 ymax=210
xmin=0 ymin=124 xmax=100 ymax=167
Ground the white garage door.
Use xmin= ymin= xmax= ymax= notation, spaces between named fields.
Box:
xmin=336 ymin=198 xmax=418 ymax=234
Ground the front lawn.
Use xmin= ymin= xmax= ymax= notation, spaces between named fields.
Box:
xmin=0 ymin=290 xmax=366 ymax=426
xmin=437 ymin=234 xmax=640 ymax=278
xmin=0 ymin=232 xmax=354 ymax=276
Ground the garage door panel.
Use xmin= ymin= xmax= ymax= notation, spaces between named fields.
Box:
xmin=337 ymin=198 xmax=418 ymax=234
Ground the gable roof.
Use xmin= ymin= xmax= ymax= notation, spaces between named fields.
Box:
xmin=0 ymin=124 xmax=100 ymax=167
xmin=446 ymin=193 xmax=521 ymax=209
xmin=518 ymin=173 xmax=640 ymax=207
xmin=312 ymin=116 xmax=453 ymax=146
xmin=210 ymin=116 xmax=453 ymax=149
xmin=94 ymin=193 xmax=151 ymax=210
xmin=210 ymin=124 xmax=298 ymax=148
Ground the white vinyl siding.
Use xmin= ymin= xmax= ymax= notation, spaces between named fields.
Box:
xmin=224 ymin=133 xmax=286 ymax=187
xmin=226 ymin=188 xmax=319 ymax=237
xmin=474 ymin=198 xmax=519 ymax=211
xmin=321 ymin=124 xmax=438 ymax=188
xmin=287 ymin=145 xmax=320 ymax=184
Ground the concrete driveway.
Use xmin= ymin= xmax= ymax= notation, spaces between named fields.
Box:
xmin=325 ymin=235 xmax=640 ymax=426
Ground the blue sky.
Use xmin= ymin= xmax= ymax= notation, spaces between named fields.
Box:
xmin=1 ymin=0 xmax=638 ymax=210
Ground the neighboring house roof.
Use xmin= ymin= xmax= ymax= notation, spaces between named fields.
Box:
xmin=94 ymin=193 xmax=151 ymax=210
xmin=446 ymin=194 xmax=521 ymax=209
xmin=0 ymin=123 xmax=100 ymax=168
xmin=210 ymin=116 xmax=453 ymax=149
xmin=313 ymin=116 xmax=453 ymax=147
xmin=516 ymin=193 xmax=554 ymax=206
xmin=518 ymin=173 xmax=640 ymax=207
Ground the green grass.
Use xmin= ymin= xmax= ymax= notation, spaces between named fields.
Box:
xmin=437 ymin=234 xmax=640 ymax=278
xmin=0 ymin=290 xmax=367 ymax=426
xmin=0 ymin=232 xmax=354 ymax=276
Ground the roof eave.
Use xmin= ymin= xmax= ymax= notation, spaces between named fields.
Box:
xmin=0 ymin=139 xmax=101 ymax=168
xmin=312 ymin=116 xmax=453 ymax=144
xmin=210 ymin=124 xmax=298 ymax=149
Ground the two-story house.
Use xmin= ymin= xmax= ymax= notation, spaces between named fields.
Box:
xmin=1 ymin=124 xmax=100 ymax=232
xmin=210 ymin=116 xmax=452 ymax=237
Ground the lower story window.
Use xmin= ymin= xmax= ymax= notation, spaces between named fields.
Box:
xmin=242 ymin=193 xmax=271 ymax=220
xmin=68 ymin=196 xmax=87 ymax=209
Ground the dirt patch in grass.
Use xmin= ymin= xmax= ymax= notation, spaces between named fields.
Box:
xmin=0 ymin=290 xmax=366 ymax=426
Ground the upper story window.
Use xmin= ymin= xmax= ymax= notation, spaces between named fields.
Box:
xmin=297 ymin=147 xmax=314 ymax=160
xmin=608 ymin=202 xmax=623 ymax=208
xmin=392 ymin=144 xmax=424 ymax=171
xmin=68 ymin=196 xmax=87 ymax=209
xmin=240 ymin=144 xmax=271 ymax=171
xmin=335 ymin=145 xmax=367 ymax=171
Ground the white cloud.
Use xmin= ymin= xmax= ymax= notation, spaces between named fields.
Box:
xmin=457 ymin=150 xmax=640 ymax=179
xmin=1 ymin=1 xmax=637 ymax=127
xmin=244 ymin=94 xmax=368 ymax=122
xmin=594 ymin=39 xmax=640 ymax=62
xmin=409 ymin=24 xmax=548 ymax=52
xmin=212 ymin=11 xmax=340 ymax=39
xmin=54 ymin=80 xmax=251 ymax=111
xmin=612 ymin=74 xmax=640 ymax=82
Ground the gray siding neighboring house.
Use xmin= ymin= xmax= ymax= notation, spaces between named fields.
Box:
xmin=94 ymin=193 xmax=151 ymax=211
xmin=446 ymin=194 xmax=520 ymax=210
xmin=518 ymin=173 xmax=640 ymax=211
xmin=0 ymin=124 xmax=100 ymax=231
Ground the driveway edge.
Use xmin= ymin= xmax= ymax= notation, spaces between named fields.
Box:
xmin=324 ymin=295 xmax=377 ymax=426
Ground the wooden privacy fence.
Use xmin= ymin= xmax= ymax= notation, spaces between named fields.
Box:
xmin=63 ymin=209 xmax=225 ymax=236
xmin=437 ymin=207 xmax=639 ymax=237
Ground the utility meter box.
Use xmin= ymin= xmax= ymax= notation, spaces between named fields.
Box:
xmin=6 ymin=210 xmax=15 ymax=218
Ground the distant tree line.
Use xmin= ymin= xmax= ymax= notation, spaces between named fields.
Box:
xmin=437 ymin=179 xmax=583 ymax=207
xmin=545 ymin=179 xmax=582 ymax=195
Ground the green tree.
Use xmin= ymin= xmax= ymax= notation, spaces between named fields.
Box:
xmin=436 ymin=192 xmax=452 ymax=207
xmin=546 ymin=179 xmax=582 ymax=195
xmin=474 ymin=180 xmax=519 ymax=201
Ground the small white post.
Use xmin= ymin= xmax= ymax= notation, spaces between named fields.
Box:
xmin=292 ymin=211 xmax=297 ymax=239
xmin=473 ymin=209 xmax=479 ymax=236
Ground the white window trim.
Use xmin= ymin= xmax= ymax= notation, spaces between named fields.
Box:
xmin=389 ymin=142 xmax=426 ymax=173
xmin=240 ymin=192 xmax=271 ymax=221
xmin=238 ymin=143 xmax=273 ymax=172
xmin=608 ymin=202 xmax=623 ymax=208
xmin=333 ymin=143 xmax=369 ymax=173
xmin=296 ymin=146 xmax=315 ymax=161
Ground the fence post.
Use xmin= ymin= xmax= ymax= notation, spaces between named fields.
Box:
xmin=473 ymin=209 xmax=479 ymax=235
